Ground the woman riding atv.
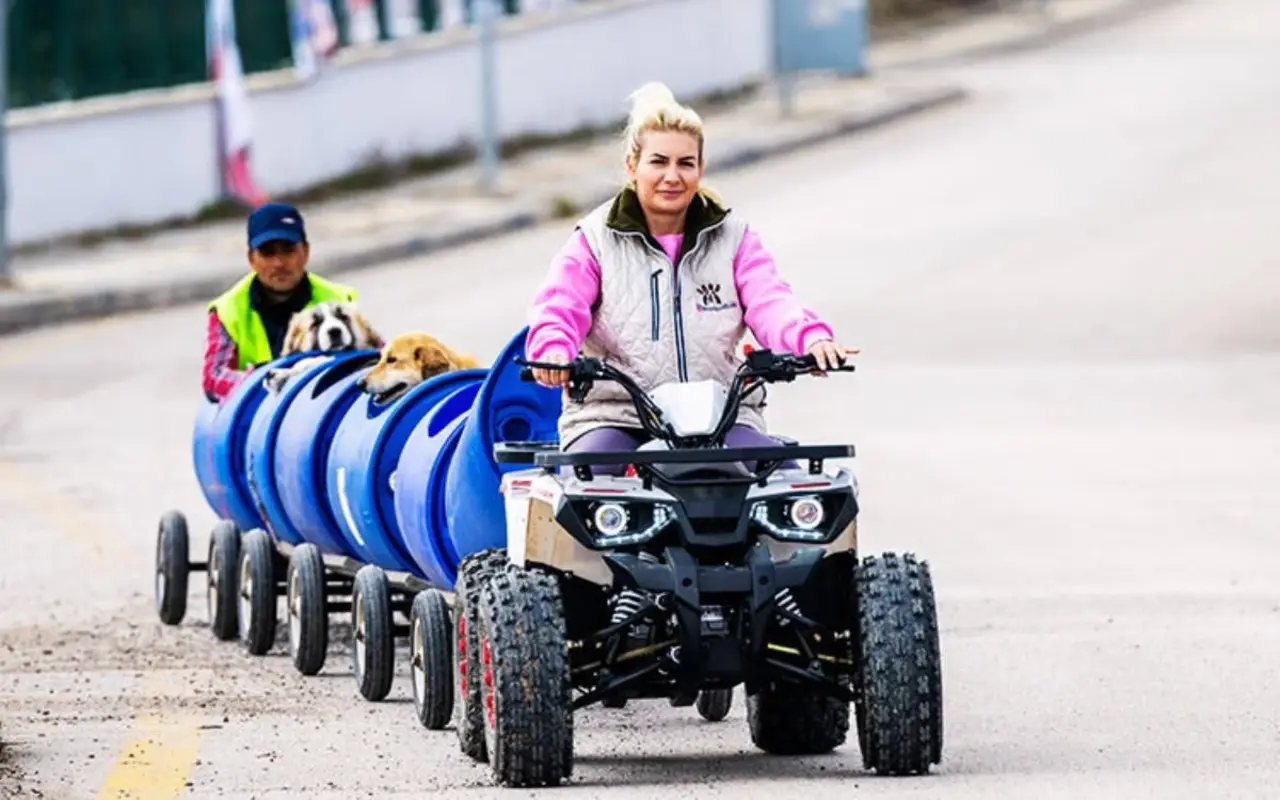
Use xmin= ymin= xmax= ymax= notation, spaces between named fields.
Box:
xmin=525 ymin=81 xmax=858 ymax=463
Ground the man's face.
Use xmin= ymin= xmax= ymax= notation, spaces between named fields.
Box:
xmin=248 ymin=239 xmax=310 ymax=294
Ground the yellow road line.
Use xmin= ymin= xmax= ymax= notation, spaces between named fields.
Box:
xmin=97 ymin=710 xmax=205 ymax=800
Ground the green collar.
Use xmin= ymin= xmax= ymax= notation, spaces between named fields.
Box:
xmin=604 ymin=186 xmax=729 ymax=246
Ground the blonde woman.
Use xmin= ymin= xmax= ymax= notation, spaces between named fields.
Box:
xmin=526 ymin=82 xmax=858 ymax=462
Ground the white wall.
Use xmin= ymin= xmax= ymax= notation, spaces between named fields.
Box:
xmin=6 ymin=0 xmax=769 ymax=247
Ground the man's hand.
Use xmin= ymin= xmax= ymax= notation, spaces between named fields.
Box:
xmin=806 ymin=339 xmax=860 ymax=372
xmin=532 ymin=351 xmax=572 ymax=387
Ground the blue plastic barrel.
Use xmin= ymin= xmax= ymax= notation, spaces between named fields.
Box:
xmin=246 ymin=351 xmax=372 ymax=546
xmin=273 ymin=350 xmax=380 ymax=557
xmin=192 ymin=400 xmax=222 ymax=519
xmin=443 ymin=328 xmax=561 ymax=560
xmin=192 ymin=353 xmax=310 ymax=533
xmin=326 ymin=369 xmax=486 ymax=574
xmin=394 ymin=382 xmax=483 ymax=588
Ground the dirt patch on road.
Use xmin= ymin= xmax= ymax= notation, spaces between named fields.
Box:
xmin=0 ymin=609 xmax=355 ymax=676
xmin=0 ymin=738 xmax=35 ymax=800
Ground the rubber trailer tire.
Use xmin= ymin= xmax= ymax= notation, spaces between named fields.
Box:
xmin=206 ymin=520 xmax=240 ymax=642
xmin=237 ymin=529 xmax=278 ymax=656
xmin=697 ymin=688 xmax=733 ymax=722
xmin=155 ymin=511 xmax=190 ymax=626
xmin=410 ymin=589 xmax=454 ymax=729
xmin=351 ymin=565 xmax=395 ymax=702
xmin=287 ymin=543 xmax=328 ymax=676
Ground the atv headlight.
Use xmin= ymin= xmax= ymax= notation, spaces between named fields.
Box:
xmin=580 ymin=500 xmax=675 ymax=548
xmin=750 ymin=495 xmax=837 ymax=543
xmin=788 ymin=496 xmax=825 ymax=530
xmin=593 ymin=503 xmax=628 ymax=537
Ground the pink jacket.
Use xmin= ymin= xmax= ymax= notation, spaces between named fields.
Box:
xmin=526 ymin=227 xmax=835 ymax=363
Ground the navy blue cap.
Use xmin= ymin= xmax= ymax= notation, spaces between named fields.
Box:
xmin=247 ymin=202 xmax=307 ymax=249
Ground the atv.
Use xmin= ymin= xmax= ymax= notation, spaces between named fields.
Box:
xmin=452 ymin=348 xmax=943 ymax=787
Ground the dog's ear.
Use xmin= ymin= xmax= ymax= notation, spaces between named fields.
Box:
xmin=351 ymin=311 xmax=380 ymax=349
xmin=414 ymin=344 xmax=450 ymax=379
xmin=283 ymin=314 xmax=307 ymax=354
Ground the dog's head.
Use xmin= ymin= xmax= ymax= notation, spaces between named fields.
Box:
xmin=358 ymin=332 xmax=466 ymax=404
xmin=282 ymin=302 xmax=380 ymax=355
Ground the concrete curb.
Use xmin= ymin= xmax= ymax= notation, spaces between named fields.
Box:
xmin=0 ymin=86 xmax=966 ymax=338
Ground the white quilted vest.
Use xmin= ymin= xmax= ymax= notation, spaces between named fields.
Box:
xmin=557 ymin=190 xmax=767 ymax=446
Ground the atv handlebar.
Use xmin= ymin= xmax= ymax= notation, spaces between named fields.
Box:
xmin=516 ymin=349 xmax=854 ymax=449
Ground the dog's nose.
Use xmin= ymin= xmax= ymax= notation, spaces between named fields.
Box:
xmin=327 ymin=329 xmax=344 ymax=346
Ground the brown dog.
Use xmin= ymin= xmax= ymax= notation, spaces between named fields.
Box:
xmin=357 ymin=332 xmax=482 ymax=404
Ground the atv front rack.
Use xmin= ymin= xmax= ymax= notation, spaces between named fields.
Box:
xmin=494 ymin=441 xmax=856 ymax=485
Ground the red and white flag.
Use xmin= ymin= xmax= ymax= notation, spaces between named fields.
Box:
xmin=206 ymin=0 xmax=268 ymax=206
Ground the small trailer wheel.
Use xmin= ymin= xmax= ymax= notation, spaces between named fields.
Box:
xmin=155 ymin=510 xmax=190 ymax=625
xmin=206 ymin=520 xmax=240 ymax=641
xmin=696 ymin=688 xmax=734 ymax=722
xmin=351 ymin=565 xmax=394 ymax=702
xmin=287 ymin=543 xmax=328 ymax=676
xmin=410 ymin=589 xmax=454 ymax=729
xmin=237 ymin=529 xmax=278 ymax=656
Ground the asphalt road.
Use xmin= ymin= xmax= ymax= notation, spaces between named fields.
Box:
xmin=3 ymin=0 xmax=1279 ymax=796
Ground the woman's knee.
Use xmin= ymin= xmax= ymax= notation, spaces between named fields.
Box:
xmin=561 ymin=427 xmax=644 ymax=477
xmin=724 ymin=424 xmax=799 ymax=470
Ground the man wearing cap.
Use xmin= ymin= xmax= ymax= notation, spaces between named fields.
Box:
xmin=202 ymin=201 xmax=367 ymax=402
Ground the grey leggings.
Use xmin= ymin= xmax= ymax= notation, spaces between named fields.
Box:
xmin=564 ymin=424 xmax=796 ymax=476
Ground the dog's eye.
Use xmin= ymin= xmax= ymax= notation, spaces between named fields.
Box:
xmin=333 ymin=307 xmax=347 ymax=321
xmin=385 ymin=356 xmax=397 ymax=364
xmin=310 ymin=317 xmax=322 ymax=329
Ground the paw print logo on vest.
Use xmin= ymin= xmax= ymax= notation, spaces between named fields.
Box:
xmin=695 ymin=282 xmax=738 ymax=313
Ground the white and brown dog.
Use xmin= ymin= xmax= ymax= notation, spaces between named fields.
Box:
xmin=357 ymin=331 xmax=482 ymax=404
xmin=264 ymin=302 xmax=381 ymax=393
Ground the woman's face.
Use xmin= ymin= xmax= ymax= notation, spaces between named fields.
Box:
xmin=627 ymin=130 xmax=703 ymax=218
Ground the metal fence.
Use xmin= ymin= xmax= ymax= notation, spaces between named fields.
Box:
xmin=5 ymin=0 xmax=520 ymax=110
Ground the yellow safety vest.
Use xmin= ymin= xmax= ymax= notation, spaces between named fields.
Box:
xmin=209 ymin=273 xmax=358 ymax=369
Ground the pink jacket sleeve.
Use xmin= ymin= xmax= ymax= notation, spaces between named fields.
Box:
xmin=733 ymin=227 xmax=835 ymax=354
xmin=526 ymin=230 xmax=601 ymax=362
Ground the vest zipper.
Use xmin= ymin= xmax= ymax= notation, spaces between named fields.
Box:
xmin=649 ymin=271 xmax=660 ymax=341
xmin=617 ymin=230 xmax=668 ymax=347
xmin=672 ymin=219 xmax=726 ymax=382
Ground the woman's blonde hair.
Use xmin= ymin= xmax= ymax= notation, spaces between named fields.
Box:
xmin=623 ymin=81 xmax=705 ymax=169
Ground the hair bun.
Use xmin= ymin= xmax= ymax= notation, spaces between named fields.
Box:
xmin=627 ymin=81 xmax=679 ymax=126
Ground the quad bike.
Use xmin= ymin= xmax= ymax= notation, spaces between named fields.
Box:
xmin=452 ymin=348 xmax=943 ymax=788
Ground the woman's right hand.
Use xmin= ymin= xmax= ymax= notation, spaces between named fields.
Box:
xmin=532 ymin=351 xmax=572 ymax=387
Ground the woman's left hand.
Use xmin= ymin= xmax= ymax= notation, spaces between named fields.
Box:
xmin=806 ymin=339 xmax=860 ymax=372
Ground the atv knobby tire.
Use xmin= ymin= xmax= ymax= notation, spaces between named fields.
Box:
xmin=453 ymin=548 xmax=508 ymax=762
xmin=856 ymin=551 xmax=943 ymax=775
xmin=478 ymin=565 xmax=572 ymax=788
